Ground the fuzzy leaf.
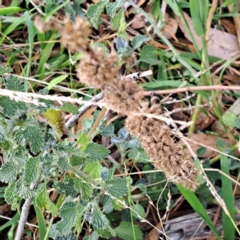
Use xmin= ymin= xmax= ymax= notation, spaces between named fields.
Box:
xmin=15 ymin=179 xmax=41 ymax=199
xmin=0 ymin=161 xmax=19 ymax=183
xmin=55 ymin=232 xmax=77 ymax=240
xmin=101 ymin=195 xmax=113 ymax=214
xmin=77 ymin=131 xmax=89 ymax=150
xmin=111 ymin=8 xmax=126 ymax=31
xmin=54 ymin=176 xmax=78 ymax=197
xmin=58 ymin=157 xmax=68 ymax=173
xmin=131 ymin=204 xmax=145 ymax=219
xmin=69 ymin=153 xmax=89 ymax=166
xmin=222 ymin=113 xmax=236 ymax=127
xmin=74 ymin=177 xmax=93 ymax=201
xmin=4 ymin=182 xmax=19 ymax=210
xmin=92 ymin=207 xmax=110 ymax=229
xmin=115 ymin=221 xmax=143 ymax=240
xmin=106 ymin=1 xmax=121 ymax=17
xmin=42 ymin=109 xmax=66 ymax=139
xmin=55 ymin=202 xmax=81 ymax=235
xmin=96 ymin=226 xmax=116 ymax=238
xmin=132 ymin=35 xmax=150 ymax=50
xmin=84 ymin=161 xmax=102 ymax=179
xmin=139 ymin=45 xmax=160 ymax=65
xmin=61 ymin=103 xmax=79 ymax=115
xmin=0 ymin=97 xmax=26 ymax=117
xmin=105 ymin=178 xmax=128 ymax=198
xmin=235 ymin=117 xmax=240 ymax=129
xmin=24 ymin=126 xmax=44 ymax=154
xmin=87 ymin=0 xmax=108 ymax=28
xmin=5 ymin=75 xmax=25 ymax=91
xmin=99 ymin=122 xmax=115 ymax=137
xmin=84 ymin=143 xmax=110 ymax=161
xmin=128 ymin=149 xmax=150 ymax=163
xmin=24 ymin=157 xmax=40 ymax=185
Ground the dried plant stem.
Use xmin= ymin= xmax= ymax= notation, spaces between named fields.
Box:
xmin=144 ymin=84 xmax=240 ymax=95
xmin=65 ymin=92 xmax=103 ymax=129
xmin=14 ymin=183 xmax=35 ymax=240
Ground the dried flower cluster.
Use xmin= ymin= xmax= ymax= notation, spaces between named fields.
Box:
xmin=35 ymin=15 xmax=200 ymax=191
xmin=60 ymin=17 xmax=91 ymax=52
xmin=34 ymin=16 xmax=91 ymax=52
xmin=103 ymin=76 xmax=145 ymax=114
xmin=126 ymin=99 xmax=200 ymax=191
xmin=77 ymin=49 xmax=119 ymax=89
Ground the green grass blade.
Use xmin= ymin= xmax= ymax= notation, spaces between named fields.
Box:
xmin=24 ymin=11 xmax=34 ymax=80
xmin=178 ymin=185 xmax=221 ymax=239
xmin=47 ymin=75 xmax=68 ymax=90
xmin=36 ymin=33 xmax=58 ymax=78
xmin=0 ymin=7 xmax=24 ymax=15
xmin=220 ymin=153 xmax=235 ymax=240
xmin=34 ymin=203 xmax=48 ymax=240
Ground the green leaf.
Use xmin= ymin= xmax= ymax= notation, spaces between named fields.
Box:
xmin=4 ymin=183 xmax=19 ymax=210
xmin=189 ymin=0 xmax=208 ymax=36
xmin=54 ymin=176 xmax=78 ymax=197
xmin=5 ymin=75 xmax=24 ymax=91
xmin=101 ymin=195 xmax=113 ymax=214
xmin=0 ymin=161 xmax=19 ymax=183
xmin=92 ymin=207 xmax=110 ymax=229
xmin=42 ymin=109 xmax=65 ymax=139
xmin=96 ymin=225 xmax=116 ymax=238
xmin=234 ymin=117 xmax=240 ymax=129
xmin=106 ymin=1 xmax=120 ymax=17
xmin=55 ymin=232 xmax=77 ymax=240
xmin=220 ymin=154 xmax=235 ymax=239
xmin=0 ymin=6 xmax=24 ymax=15
xmin=24 ymin=126 xmax=44 ymax=154
xmin=111 ymin=9 xmax=126 ymax=34
xmin=115 ymin=221 xmax=143 ymax=240
xmin=15 ymin=179 xmax=41 ymax=199
xmin=74 ymin=177 xmax=93 ymax=201
xmin=128 ymin=148 xmax=150 ymax=163
xmin=131 ymin=204 xmax=145 ymax=219
xmin=55 ymin=202 xmax=81 ymax=235
xmin=222 ymin=113 xmax=236 ymax=127
xmin=69 ymin=153 xmax=88 ymax=166
xmin=84 ymin=143 xmax=110 ymax=161
xmin=132 ymin=35 xmax=150 ymax=50
xmin=58 ymin=157 xmax=68 ymax=173
xmin=47 ymin=75 xmax=68 ymax=90
xmin=35 ymin=185 xmax=58 ymax=216
xmin=196 ymin=147 xmax=207 ymax=157
xmin=34 ymin=203 xmax=47 ymax=240
xmin=77 ymin=131 xmax=89 ymax=150
xmin=61 ymin=103 xmax=79 ymax=115
xmin=24 ymin=157 xmax=40 ymax=185
xmin=84 ymin=161 xmax=102 ymax=179
xmin=105 ymin=178 xmax=128 ymax=198
xmin=178 ymin=185 xmax=221 ymax=239
xmin=0 ymin=97 xmax=26 ymax=117
xmin=87 ymin=0 xmax=108 ymax=28
xmin=139 ymin=45 xmax=160 ymax=65
xmin=99 ymin=122 xmax=115 ymax=137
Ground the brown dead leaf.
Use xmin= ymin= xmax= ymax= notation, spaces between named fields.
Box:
xmin=176 ymin=12 xmax=240 ymax=60
xmin=221 ymin=19 xmax=237 ymax=35
xmin=75 ymin=106 xmax=97 ymax=134
xmin=163 ymin=13 xmax=178 ymax=40
xmin=187 ymin=134 xmax=232 ymax=158
xmin=130 ymin=14 xmax=145 ymax=29
xmin=228 ymin=3 xmax=240 ymax=46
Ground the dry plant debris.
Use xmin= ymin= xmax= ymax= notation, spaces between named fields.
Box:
xmin=34 ymin=14 xmax=200 ymax=192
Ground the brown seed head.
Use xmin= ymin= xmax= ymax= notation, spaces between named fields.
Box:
xmin=61 ymin=17 xmax=91 ymax=52
xmin=77 ymin=48 xmax=120 ymax=88
xmin=103 ymin=76 xmax=144 ymax=115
